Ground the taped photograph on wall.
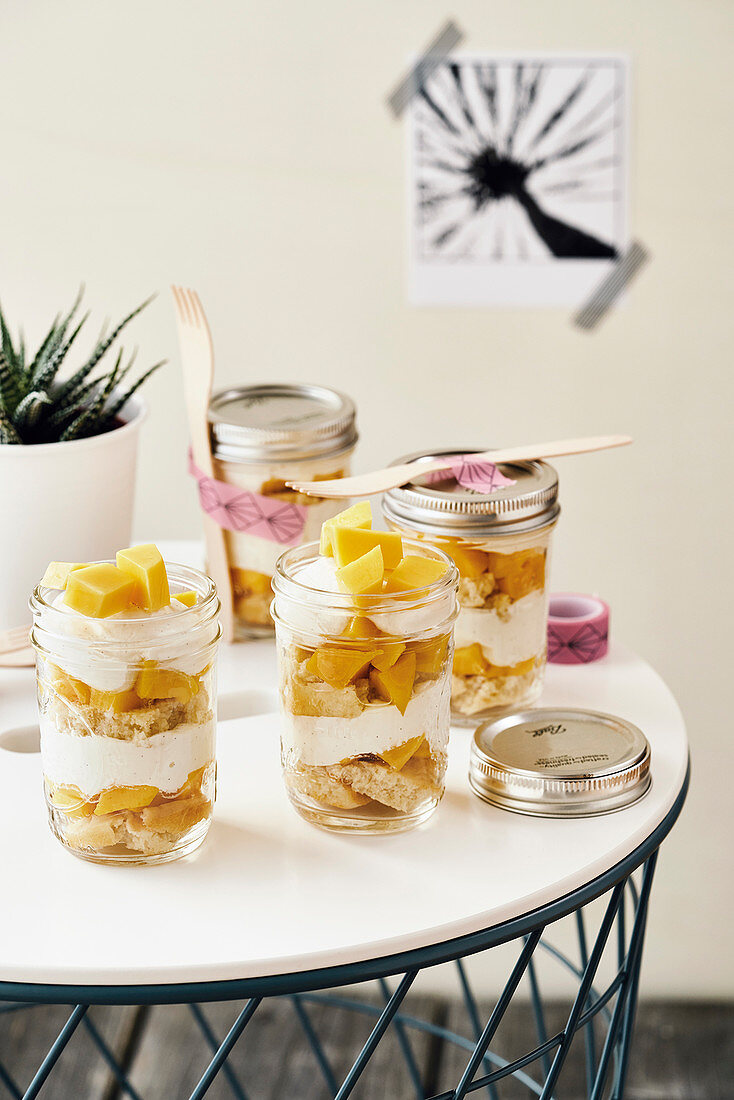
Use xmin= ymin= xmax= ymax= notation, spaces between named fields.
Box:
xmin=408 ymin=55 xmax=628 ymax=307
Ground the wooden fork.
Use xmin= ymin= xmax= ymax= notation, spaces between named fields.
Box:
xmin=171 ymin=286 xmax=234 ymax=642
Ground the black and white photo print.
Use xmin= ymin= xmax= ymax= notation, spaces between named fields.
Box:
xmin=409 ymin=55 xmax=627 ymax=306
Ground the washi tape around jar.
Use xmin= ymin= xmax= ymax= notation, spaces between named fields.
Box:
xmin=547 ymin=593 xmax=609 ymax=664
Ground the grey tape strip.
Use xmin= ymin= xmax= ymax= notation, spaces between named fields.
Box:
xmin=386 ymin=20 xmax=464 ymax=117
xmin=574 ymin=241 xmax=651 ymax=330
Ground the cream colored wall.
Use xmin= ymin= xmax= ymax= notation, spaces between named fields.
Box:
xmin=2 ymin=0 xmax=732 ymax=997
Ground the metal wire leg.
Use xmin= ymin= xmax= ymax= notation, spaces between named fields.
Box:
xmin=21 ymin=1004 xmax=88 ymax=1100
xmin=189 ymin=1003 xmax=250 ymax=1100
xmin=334 ymin=970 xmax=418 ymax=1100
xmin=526 ymin=954 xmax=552 ymax=1080
xmin=378 ymin=977 xmax=425 ymax=1099
xmin=291 ymin=994 xmax=339 ymax=1096
xmin=575 ymin=908 xmax=597 ymax=1094
xmin=454 ymin=959 xmax=499 ymax=1100
xmin=188 ymin=998 xmax=261 ymax=1100
xmin=82 ymin=1013 xmax=146 ymax=1100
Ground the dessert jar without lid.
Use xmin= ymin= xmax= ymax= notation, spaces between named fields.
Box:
xmin=271 ymin=541 xmax=459 ymax=834
xmin=30 ymin=564 xmax=221 ymax=865
xmin=383 ymin=452 xmax=559 ymax=725
xmin=208 ymin=384 xmax=358 ymax=638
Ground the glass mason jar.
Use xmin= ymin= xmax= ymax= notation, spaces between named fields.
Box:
xmin=208 ymin=384 xmax=358 ymax=638
xmin=30 ymin=563 xmax=220 ymax=865
xmin=271 ymin=541 xmax=459 ymax=834
xmin=383 ymin=452 xmax=560 ymax=725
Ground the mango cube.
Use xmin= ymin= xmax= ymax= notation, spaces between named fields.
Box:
xmin=369 ymin=650 xmax=416 ymax=715
xmin=94 ymin=785 xmax=158 ymax=816
xmin=371 ymin=641 xmax=406 ymax=671
xmin=343 ymin=615 xmax=381 ymax=640
xmin=40 ymin=562 xmax=86 ymax=589
xmin=332 ymin=527 xmax=403 ymax=570
xmin=48 ymin=664 xmax=91 ymax=706
xmin=306 ymin=645 xmax=379 ymax=689
xmin=447 ymin=545 xmax=489 ymax=579
xmin=136 ymin=663 xmax=199 ymax=704
xmin=89 ymin=687 xmax=140 ymax=713
xmin=47 ymin=783 xmax=92 ymax=817
xmin=116 ymin=544 xmax=170 ymax=612
xmin=336 ymin=545 xmax=384 ymax=595
xmin=413 ymin=635 xmax=449 ymax=677
xmin=319 ymin=501 xmax=372 ymax=556
xmin=453 ymin=643 xmax=489 ymax=676
xmin=64 ymin=564 xmax=136 ymax=618
xmin=172 ymin=590 xmax=197 ymax=608
xmin=383 ymin=555 xmax=448 ymax=593
xmin=379 ymin=734 xmax=426 ymax=771
xmin=488 ymin=549 xmax=545 ymax=600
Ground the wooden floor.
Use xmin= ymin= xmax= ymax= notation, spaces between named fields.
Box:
xmin=1 ymin=997 xmax=731 ymax=1099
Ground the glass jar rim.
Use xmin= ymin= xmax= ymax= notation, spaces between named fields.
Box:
xmin=29 ymin=560 xmax=221 ymax=653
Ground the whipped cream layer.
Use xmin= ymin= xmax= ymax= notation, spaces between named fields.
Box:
xmin=454 ymin=589 xmax=547 ymax=667
xmin=282 ymin=678 xmax=449 ymax=767
xmin=275 ymin=555 xmax=452 ymax=639
xmin=41 ymin=719 xmax=215 ymax=798
xmin=46 ymin=591 xmax=212 ymax=692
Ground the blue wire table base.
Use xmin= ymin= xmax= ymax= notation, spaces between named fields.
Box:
xmin=0 ymin=768 xmax=688 ymax=1100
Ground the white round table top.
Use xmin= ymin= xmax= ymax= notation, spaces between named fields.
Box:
xmin=0 ymin=542 xmax=688 ymax=989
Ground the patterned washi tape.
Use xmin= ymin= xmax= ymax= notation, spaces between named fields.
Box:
xmin=189 ymin=456 xmax=308 ymax=545
xmin=386 ymin=19 xmax=464 ymax=117
xmin=547 ymin=593 xmax=610 ymax=664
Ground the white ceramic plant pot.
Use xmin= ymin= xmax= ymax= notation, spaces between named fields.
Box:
xmin=0 ymin=397 xmax=147 ymax=629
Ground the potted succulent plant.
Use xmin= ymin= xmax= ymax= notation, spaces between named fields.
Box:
xmin=0 ymin=290 xmax=163 ymax=629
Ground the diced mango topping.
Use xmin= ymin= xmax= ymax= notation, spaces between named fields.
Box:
xmin=306 ymin=646 xmax=379 ymax=689
xmin=383 ymin=555 xmax=448 ymax=593
xmin=371 ymin=641 xmax=406 ymax=671
xmin=332 ymin=527 xmax=403 ymax=571
xmin=172 ymin=590 xmax=197 ymax=608
xmin=369 ymin=650 xmax=416 ymax=715
xmin=40 ymin=562 xmax=87 ymax=589
xmin=136 ymin=663 xmax=199 ymax=704
xmin=319 ymin=501 xmax=372 ymax=556
xmin=94 ymin=785 xmax=158 ymax=816
xmin=446 ymin=545 xmax=489 ymax=579
xmin=379 ymin=734 xmax=426 ymax=771
xmin=336 ymin=545 xmax=384 ymax=595
xmin=64 ymin=564 xmax=136 ymax=618
xmin=116 ymin=544 xmax=170 ymax=612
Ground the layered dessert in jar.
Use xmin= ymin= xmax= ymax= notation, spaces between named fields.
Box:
xmin=30 ymin=545 xmax=220 ymax=864
xmin=272 ymin=503 xmax=459 ymax=833
xmin=207 ymin=384 xmax=358 ymax=636
xmin=382 ymin=452 xmax=559 ymax=723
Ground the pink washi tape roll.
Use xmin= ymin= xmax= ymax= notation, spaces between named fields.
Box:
xmin=547 ymin=593 xmax=610 ymax=664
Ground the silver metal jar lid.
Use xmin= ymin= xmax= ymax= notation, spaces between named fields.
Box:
xmin=208 ymin=383 xmax=358 ymax=463
xmin=469 ymin=708 xmax=651 ymax=818
xmin=381 ymin=450 xmax=560 ymax=537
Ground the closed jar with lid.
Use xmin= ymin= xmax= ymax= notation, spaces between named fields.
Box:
xmin=382 ymin=451 xmax=559 ymax=724
xmin=208 ymin=384 xmax=358 ymax=638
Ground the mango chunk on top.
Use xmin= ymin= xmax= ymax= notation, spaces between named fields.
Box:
xmin=383 ymin=555 xmax=448 ymax=593
xmin=319 ymin=501 xmax=373 ymax=556
xmin=336 ymin=545 xmax=384 ymax=595
xmin=369 ymin=650 xmax=416 ymax=715
xmin=116 ymin=544 xmax=170 ymax=612
xmin=40 ymin=562 xmax=87 ymax=589
xmin=332 ymin=527 xmax=403 ymax=571
xmin=64 ymin=564 xmax=136 ymax=618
